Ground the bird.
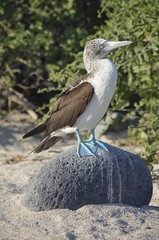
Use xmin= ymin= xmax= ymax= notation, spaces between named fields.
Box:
xmin=23 ymin=38 xmax=132 ymax=157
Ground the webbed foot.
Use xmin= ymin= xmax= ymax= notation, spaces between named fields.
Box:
xmin=76 ymin=129 xmax=109 ymax=157
xmin=77 ymin=141 xmax=98 ymax=157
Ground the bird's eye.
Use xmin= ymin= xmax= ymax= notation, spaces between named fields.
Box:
xmin=99 ymin=44 xmax=104 ymax=49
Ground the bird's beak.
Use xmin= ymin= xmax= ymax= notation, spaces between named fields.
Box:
xmin=105 ymin=40 xmax=132 ymax=53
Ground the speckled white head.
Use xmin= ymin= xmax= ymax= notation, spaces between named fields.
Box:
xmin=83 ymin=38 xmax=132 ymax=72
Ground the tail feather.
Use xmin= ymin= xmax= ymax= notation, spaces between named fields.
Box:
xmin=33 ymin=135 xmax=62 ymax=153
xmin=23 ymin=122 xmax=47 ymax=138
xmin=24 ymin=127 xmax=69 ymax=156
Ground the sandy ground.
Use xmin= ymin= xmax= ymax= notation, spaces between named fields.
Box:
xmin=0 ymin=111 xmax=159 ymax=239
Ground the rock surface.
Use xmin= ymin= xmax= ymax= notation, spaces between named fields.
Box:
xmin=0 ymin=115 xmax=159 ymax=239
xmin=0 ymin=150 xmax=159 ymax=240
xmin=23 ymin=144 xmax=152 ymax=211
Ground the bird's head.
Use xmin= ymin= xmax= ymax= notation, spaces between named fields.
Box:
xmin=83 ymin=38 xmax=132 ymax=72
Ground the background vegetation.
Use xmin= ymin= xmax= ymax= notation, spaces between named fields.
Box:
xmin=0 ymin=0 xmax=159 ymax=164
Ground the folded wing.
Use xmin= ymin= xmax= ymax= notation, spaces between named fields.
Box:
xmin=23 ymin=79 xmax=94 ymax=142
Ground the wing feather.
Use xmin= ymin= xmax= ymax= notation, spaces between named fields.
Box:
xmin=43 ymin=81 xmax=94 ymax=138
xmin=23 ymin=73 xmax=94 ymax=140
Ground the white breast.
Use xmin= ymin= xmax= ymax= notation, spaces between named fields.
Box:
xmin=75 ymin=59 xmax=117 ymax=130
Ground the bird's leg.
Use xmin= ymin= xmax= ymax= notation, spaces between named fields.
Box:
xmin=83 ymin=129 xmax=109 ymax=152
xmin=76 ymin=129 xmax=98 ymax=157
xmin=89 ymin=129 xmax=109 ymax=152
xmin=89 ymin=129 xmax=96 ymax=142
xmin=76 ymin=129 xmax=109 ymax=157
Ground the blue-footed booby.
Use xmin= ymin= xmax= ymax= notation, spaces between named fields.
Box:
xmin=23 ymin=38 xmax=132 ymax=157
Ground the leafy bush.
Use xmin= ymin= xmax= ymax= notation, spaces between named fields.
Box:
xmin=0 ymin=0 xmax=159 ymax=164
xmin=0 ymin=0 xmax=102 ymax=108
xmin=98 ymin=0 xmax=159 ymax=164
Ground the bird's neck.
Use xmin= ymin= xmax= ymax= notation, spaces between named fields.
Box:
xmin=84 ymin=58 xmax=115 ymax=74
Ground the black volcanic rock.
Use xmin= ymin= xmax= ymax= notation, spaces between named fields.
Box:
xmin=23 ymin=144 xmax=152 ymax=211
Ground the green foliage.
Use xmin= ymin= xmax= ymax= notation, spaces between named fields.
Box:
xmin=0 ymin=0 xmax=159 ymax=164
xmin=97 ymin=0 xmax=159 ymax=163
xmin=0 ymin=0 xmax=101 ymax=103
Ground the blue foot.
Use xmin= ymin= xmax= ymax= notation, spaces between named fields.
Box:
xmin=77 ymin=141 xmax=98 ymax=157
xmin=93 ymin=140 xmax=109 ymax=152
xmin=76 ymin=129 xmax=109 ymax=157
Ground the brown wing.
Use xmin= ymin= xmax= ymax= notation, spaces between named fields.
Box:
xmin=43 ymin=81 xmax=94 ymax=138
xmin=23 ymin=73 xmax=93 ymax=138
xmin=57 ymin=72 xmax=93 ymax=99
